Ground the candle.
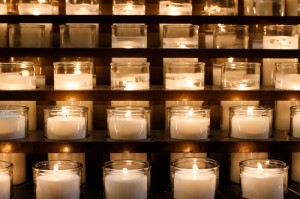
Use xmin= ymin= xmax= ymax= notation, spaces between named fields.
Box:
xmin=276 ymin=74 xmax=300 ymax=89
xmin=162 ymin=37 xmax=198 ymax=48
xmin=230 ymin=106 xmax=272 ymax=139
xmin=0 ymin=160 xmax=12 ymax=199
xmin=0 ymin=73 xmax=36 ymax=90
xmin=108 ymin=110 xmax=147 ymax=140
xmin=54 ymin=73 xmax=92 ymax=90
xmin=286 ymin=0 xmax=299 ymax=16
xmin=0 ymin=24 xmax=7 ymax=48
xmin=171 ymin=158 xmax=218 ymax=199
xmin=34 ymin=161 xmax=82 ymax=199
xmin=240 ymin=160 xmax=287 ymax=199
xmin=103 ymin=160 xmax=150 ymax=199
xmin=113 ymin=3 xmax=145 ymax=15
xmin=169 ymin=107 xmax=210 ymax=140
xmin=66 ymin=3 xmax=99 ymax=15
xmin=0 ymin=114 xmax=25 ymax=140
xmin=112 ymin=37 xmax=147 ymax=48
xmin=0 ymin=153 xmax=26 ymax=185
xmin=159 ymin=1 xmax=192 ymax=15
xmin=291 ymin=106 xmax=300 ymax=138
xmin=165 ymin=73 xmax=204 ymax=90
xmin=18 ymin=3 xmax=53 ymax=15
xmin=205 ymin=31 xmax=213 ymax=48
xmin=0 ymin=4 xmax=7 ymax=14
xmin=292 ymin=153 xmax=300 ymax=183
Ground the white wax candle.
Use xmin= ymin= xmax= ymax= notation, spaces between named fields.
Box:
xmin=66 ymin=3 xmax=99 ymax=15
xmin=165 ymin=73 xmax=204 ymax=90
xmin=108 ymin=116 xmax=147 ymax=140
xmin=36 ymin=171 xmax=81 ymax=199
xmin=54 ymin=74 xmax=93 ymax=90
xmin=213 ymin=64 xmax=222 ymax=86
xmin=0 ymin=73 xmax=36 ymax=90
xmin=111 ymin=74 xmax=149 ymax=90
xmin=0 ymin=24 xmax=7 ymax=48
xmin=292 ymin=114 xmax=300 ymax=138
xmin=263 ymin=36 xmax=299 ymax=49
xmin=159 ymin=1 xmax=192 ymax=15
xmin=162 ymin=37 xmax=198 ymax=48
xmin=214 ymin=34 xmax=237 ymax=48
xmin=0 ymin=153 xmax=26 ymax=185
xmin=231 ymin=115 xmax=270 ymax=139
xmin=292 ymin=152 xmax=300 ymax=183
xmin=18 ymin=3 xmax=53 ymax=15
xmin=48 ymin=153 xmax=86 ymax=184
xmin=113 ymin=4 xmax=145 ymax=15
xmin=105 ymin=169 xmax=147 ymax=199
xmin=47 ymin=116 xmax=86 ymax=140
xmin=0 ymin=173 xmax=10 ymax=199
xmin=174 ymin=169 xmax=216 ymax=199
xmin=0 ymin=115 xmax=25 ymax=140
xmin=0 ymin=4 xmax=7 ymax=14
xmin=241 ymin=167 xmax=284 ymax=199
xmin=275 ymin=74 xmax=300 ymax=90
xmin=170 ymin=116 xmax=210 ymax=139
xmin=285 ymin=0 xmax=299 ymax=16
xmin=112 ymin=36 xmax=147 ymax=48
xmin=230 ymin=152 xmax=268 ymax=183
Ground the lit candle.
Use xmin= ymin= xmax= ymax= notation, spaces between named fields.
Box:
xmin=159 ymin=1 xmax=192 ymax=15
xmin=173 ymin=163 xmax=217 ymax=199
xmin=54 ymin=73 xmax=92 ymax=90
xmin=230 ymin=106 xmax=271 ymax=139
xmin=46 ymin=107 xmax=87 ymax=140
xmin=240 ymin=161 xmax=285 ymax=199
xmin=18 ymin=2 xmax=53 ymax=15
xmin=0 ymin=73 xmax=36 ymax=90
xmin=35 ymin=164 xmax=81 ymax=199
xmin=170 ymin=108 xmax=210 ymax=139
xmin=165 ymin=73 xmax=204 ymax=90
xmin=162 ymin=37 xmax=198 ymax=48
xmin=0 ymin=113 xmax=25 ymax=140
xmin=113 ymin=3 xmax=145 ymax=15
xmin=108 ymin=110 xmax=147 ymax=140
xmin=66 ymin=3 xmax=99 ymax=15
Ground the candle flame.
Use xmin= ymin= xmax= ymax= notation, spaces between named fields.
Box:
xmin=247 ymin=106 xmax=254 ymax=115
xmin=125 ymin=111 xmax=131 ymax=118
xmin=62 ymin=107 xmax=69 ymax=117
xmin=54 ymin=164 xmax=59 ymax=173
xmin=122 ymin=168 xmax=128 ymax=175
xmin=257 ymin=162 xmax=263 ymax=170
xmin=125 ymin=82 xmax=134 ymax=90
xmin=192 ymin=163 xmax=198 ymax=178
xmin=188 ymin=109 xmax=194 ymax=116
xmin=228 ymin=57 xmax=234 ymax=63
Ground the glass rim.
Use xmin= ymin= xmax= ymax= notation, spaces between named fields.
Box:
xmin=167 ymin=105 xmax=210 ymax=111
xmin=0 ymin=61 xmax=36 ymax=68
xmin=222 ymin=62 xmax=261 ymax=67
xmin=0 ymin=105 xmax=29 ymax=112
xmin=111 ymin=23 xmax=148 ymax=28
xmin=107 ymin=106 xmax=150 ymax=115
xmin=240 ymin=159 xmax=288 ymax=172
xmin=170 ymin=157 xmax=219 ymax=170
xmin=103 ymin=159 xmax=151 ymax=172
xmin=164 ymin=62 xmax=205 ymax=67
xmin=0 ymin=160 xmax=13 ymax=171
xmin=59 ymin=24 xmax=97 ymax=28
xmin=163 ymin=24 xmax=199 ymax=29
xmin=275 ymin=62 xmax=300 ymax=67
xmin=215 ymin=24 xmax=249 ymax=30
xmin=8 ymin=24 xmax=46 ymax=28
xmin=291 ymin=105 xmax=300 ymax=111
xmin=53 ymin=61 xmax=93 ymax=66
xmin=44 ymin=105 xmax=88 ymax=112
xmin=32 ymin=160 xmax=83 ymax=172
xmin=229 ymin=105 xmax=273 ymax=112
xmin=264 ymin=24 xmax=299 ymax=29
xmin=110 ymin=62 xmax=150 ymax=67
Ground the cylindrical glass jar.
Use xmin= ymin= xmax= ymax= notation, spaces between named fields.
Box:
xmin=44 ymin=106 xmax=88 ymax=140
xmin=53 ymin=61 xmax=93 ymax=90
xmin=229 ymin=105 xmax=273 ymax=139
xmin=159 ymin=0 xmax=192 ymax=15
xmin=290 ymin=105 xmax=300 ymax=138
xmin=170 ymin=157 xmax=219 ymax=199
xmin=65 ymin=0 xmax=100 ymax=15
xmin=201 ymin=0 xmax=238 ymax=15
xmin=0 ymin=62 xmax=36 ymax=90
xmin=240 ymin=159 xmax=288 ymax=199
xmin=0 ymin=160 xmax=13 ymax=199
xmin=17 ymin=0 xmax=53 ymax=15
xmin=275 ymin=62 xmax=300 ymax=90
xmin=110 ymin=62 xmax=150 ymax=90
xmin=0 ymin=105 xmax=28 ymax=140
xmin=168 ymin=106 xmax=210 ymax=139
xmin=107 ymin=106 xmax=150 ymax=140
xmin=111 ymin=23 xmax=147 ymax=48
xmin=221 ymin=62 xmax=261 ymax=90
xmin=164 ymin=62 xmax=205 ymax=90
xmin=213 ymin=24 xmax=249 ymax=49
xmin=103 ymin=159 xmax=151 ymax=199
xmin=162 ymin=24 xmax=199 ymax=48
xmin=252 ymin=0 xmax=285 ymax=16
xmin=33 ymin=160 xmax=82 ymax=199
xmin=113 ymin=0 xmax=145 ymax=15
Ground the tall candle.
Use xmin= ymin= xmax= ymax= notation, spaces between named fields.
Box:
xmin=0 ymin=172 xmax=10 ymax=199
xmin=54 ymin=74 xmax=93 ymax=90
xmin=0 ymin=73 xmax=36 ymax=90
xmin=105 ymin=168 xmax=147 ymax=199
xmin=292 ymin=114 xmax=300 ymax=138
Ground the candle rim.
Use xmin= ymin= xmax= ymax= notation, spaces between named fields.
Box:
xmin=239 ymin=158 xmax=288 ymax=173
xmin=170 ymin=157 xmax=219 ymax=171
xmin=103 ymin=159 xmax=150 ymax=172
xmin=33 ymin=160 xmax=83 ymax=173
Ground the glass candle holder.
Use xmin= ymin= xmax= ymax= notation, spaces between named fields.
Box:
xmin=53 ymin=61 xmax=93 ymax=90
xmin=240 ymin=159 xmax=288 ymax=199
xmin=113 ymin=0 xmax=145 ymax=15
xmin=263 ymin=25 xmax=299 ymax=86
xmin=19 ymin=23 xmax=52 ymax=48
xmin=44 ymin=106 xmax=88 ymax=140
xmin=164 ymin=62 xmax=205 ymax=90
xmin=162 ymin=24 xmax=199 ymax=48
xmin=33 ymin=160 xmax=82 ymax=199
xmin=107 ymin=106 xmax=150 ymax=140
xmin=18 ymin=0 xmax=53 ymax=15
xmin=0 ymin=160 xmax=13 ymax=198
xmin=253 ymin=0 xmax=285 ymax=16
xmin=0 ymin=105 xmax=28 ymax=140
xmin=103 ymin=159 xmax=151 ymax=199
xmin=275 ymin=62 xmax=300 ymax=90
xmin=201 ymin=0 xmax=238 ymax=15
xmin=9 ymin=24 xmax=45 ymax=48
xmin=65 ymin=0 xmax=100 ymax=15
xmin=168 ymin=106 xmax=210 ymax=139
xmin=159 ymin=0 xmax=192 ymax=15
xmin=221 ymin=62 xmax=261 ymax=90
xmin=213 ymin=24 xmax=249 ymax=49
xmin=110 ymin=62 xmax=150 ymax=90
xmin=170 ymin=157 xmax=219 ymax=199
xmin=0 ymin=62 xmax=36 ymax=90
xmin=60 ymin=24 xmax=98 ymax=48
xmin=229 ymin=106 xmax=273 ymax=139
xmin=111 ymin=23 xmax=147 ymax=48
xmin=291 ymin=105 xmax=300 ymax=138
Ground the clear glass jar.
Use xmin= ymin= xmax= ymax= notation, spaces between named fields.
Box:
xmin=240 ymin=159 xmax=288 ymax=199
xmin=159 ymin=0 xmax=192 ymax=15
xmin=229 ymin=105 xmax=273 ymax=139
xmin=112 ymin=0 xmax=145 ymax=15
xmin=221 ymin=62 xmax=261 ymax=90
xmin=168 ymin=106 xmax=210 ymax=139
xmin=164 ymin=62 xmax=205 ymax=90
xmin=0 ymin=160 xmax=13 ymax=199
xmin=275 ymin=62 xmax=300 ymax=90
xmin=0 ymin=105 xmax=28 ymax=140
xmin=65 ymin=0 xmax=100 ymax=15
xmin=110 ymin=62 xmax=150 ymax=90
xmin=44 ymin=106 xmax=88 ymax=140
xmin=53 ymin=61 xmax=93 ymax=90
xmin=107 ymin=106 xmax=150 ymax=140
xmin=0 ymin=62 xmax=36 ymax=90
xmin=201 ymin=0 xmax=238 ymax=15
xmin=290 ymin=105 xmax=300 ymax=138
xmin=33 ymin=160 xmax=82 ymax=199
xmin=170 ymin=157 xmax=219 ymax=199
xmin=103 ymin=159 xmax=151 ymax=199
